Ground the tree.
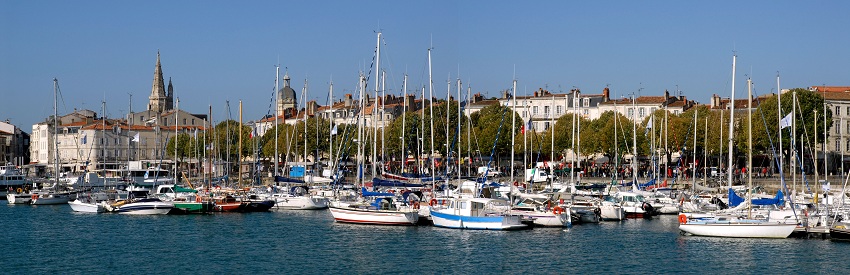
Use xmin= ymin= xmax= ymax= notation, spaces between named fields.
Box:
xmin=470 ymin=104 xmax=521 ymax=161
xmin=741 ymin=88 xmax=830 ymax=158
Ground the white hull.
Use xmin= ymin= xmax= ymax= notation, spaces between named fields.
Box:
xmin=110 ymin=201 xmax=173 ymax=215
xmin=6 ymin=193 xmax=32 ymax=204
xmin=31 ymin=194 xmax=71 ymax=205
xmin=679 ymin=222 xmax=796 ymax=238
xmin=510 ymin=209 xmax=571 ymax=227
xmin=430 ymin=208 xmax=527 ymax=230
xmin=328 ymin=205 xmax=418 ymax=225
xmin=600 ymin=205 xmax=626 ymax=221
xmin=273 ymin=195 xmax=328 ymax=210
xmin=69 ymin=199 xmax=107 ymax=213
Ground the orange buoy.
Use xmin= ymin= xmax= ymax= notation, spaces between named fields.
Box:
xmin=678 ymin=214 xmax=688 ymax=224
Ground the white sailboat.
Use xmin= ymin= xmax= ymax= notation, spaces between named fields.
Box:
xmin=679 ymin=57 xmax=795 ymax=238
xmin=32 ymin=78 xmax=72 ymax=205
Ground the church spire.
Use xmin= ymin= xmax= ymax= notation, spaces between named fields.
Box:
xmin=148 ymin=50 xmax=167 ymax=112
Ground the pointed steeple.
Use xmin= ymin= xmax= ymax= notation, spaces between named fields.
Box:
xmin=148 ymin=50 xmax=167 ymax=112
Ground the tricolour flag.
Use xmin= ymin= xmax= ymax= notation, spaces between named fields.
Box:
xmin=779 ymin=112 xmax=793 ymax=129
xmin=81 ymin=135 xmax=87 ymax=144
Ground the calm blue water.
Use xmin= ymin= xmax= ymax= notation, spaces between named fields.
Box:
xmin=2 ymin=204 xmax=848 ymax=274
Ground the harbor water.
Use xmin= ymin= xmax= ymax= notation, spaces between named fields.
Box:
xmin=2 ymin=204 xmax=848 ymax=274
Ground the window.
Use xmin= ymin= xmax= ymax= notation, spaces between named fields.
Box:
xmin=846 ymin=107 xmax=849 ymax=116
xmin=583 ymin=98 xmax=590 ymax=107
xmin=533 ymin=106 xmax=538 ymax=115
xmin=545 ymin=122 xmax=550 ymax=130
xmin=583 ymin=109 xmax=588 ymax=115
xmin=557 ymin=106 xmax=563 ymax=114
xmin=651 ymin=107 xmax=657 ymax=113
xmin=836 ymin=106 xmax=841 ymax=117
xmin=544 ymin=106 xmax=550 ymax=115
xmin=192 ymin=119 xmax=195 ymax=124
xmin=140 ymin=116 xmax=145 ymax=122
xmin=837 ymin=139 xmax=841 ymax=151
xmin=183 ymin=118 xmax=187 ymax=124
xmin=846 ymin=140 xmax=850 ymax=151
xmin=627 ymin=108 xmax=634 ymax=118
xmin=639 ymin=108 xmax=646 ymax=117
xmin=522 ymin=111 xmax=527 ymax=117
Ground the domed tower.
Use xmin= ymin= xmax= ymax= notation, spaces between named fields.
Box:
xmin=277 ymin=73 xmax=297 ymax=116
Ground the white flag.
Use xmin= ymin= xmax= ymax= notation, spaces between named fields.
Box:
xmin=779 ymin=112 xmax=793 ymax=129
xmin=132 ymin=133 xmax=140 ymax=142
xmin=646 ymin=116 xmax=654 ymax=129
xmin=330 ymin=124 xmax=338 ymax=135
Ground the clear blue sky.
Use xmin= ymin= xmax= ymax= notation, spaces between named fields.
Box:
xmin=2 ymin=1 xmax=849 ymax=131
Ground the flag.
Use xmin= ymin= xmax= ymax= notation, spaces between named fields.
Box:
xmin=193 ymin=128 xmax=198 ymax=138
xmin=144 ymin=170 xmax=149 ymax=179
xmin=779 ymin=112 xmax=792 ymax=129
xmin=132 ymin=133 xmax=140 ymax=142
xmin=330 ymin=124 xmax=338 ymax=135
xmin=646 ymin=116 xmax=653 ymax=129
xmin=81 ymin=135 xmax=87 ymax=144
xmin=249 ymin=126 xmax=257 ymax=139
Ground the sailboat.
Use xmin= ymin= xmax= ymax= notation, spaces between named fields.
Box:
xmin=679 ymin=57 xmax=795 ymax=238
xmin=32 ymin=78 xmax=73 ymax=205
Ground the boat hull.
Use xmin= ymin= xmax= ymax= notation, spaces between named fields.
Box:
xmin=6 ymin=193 xmax=32 ymax=204
xmin=273 ymin=196 xmax=329 ymax=210
xmin=69 ymin=199 xmax=106 ymax=213
xmin=31 ymin=194 xmax=71 ymax=205
xmin=430 ymin=209 xmax=528 ymax=230
xmin=600 ymin=205 xmax=626 ymax=221
xmin=113 ymin=201 xmax=173 ymax=215
xmin=679 ymin=222 xmax=796 ymax=238
xmin=328 ymin=206 xmax=418 ymax=225
xmin=830 ymin=225 xmax=850 ymax=241
xmin=170 ymin=201 xmax=214 ymax=214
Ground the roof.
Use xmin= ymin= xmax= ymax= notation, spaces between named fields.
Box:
xmin=811 ymin=86 xmax=850 ymax=93
xmin=819 ymin=91 xmax=850 ymax=101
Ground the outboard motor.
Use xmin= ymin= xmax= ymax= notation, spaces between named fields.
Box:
xmin=641 ymin=202 xmax=656 ymax=216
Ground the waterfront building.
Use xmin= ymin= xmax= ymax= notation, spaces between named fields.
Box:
xmin=0 ymin=120 xmax=30 ymax=166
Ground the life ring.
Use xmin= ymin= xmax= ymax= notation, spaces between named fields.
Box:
xmin=389 ymin=189 xmax=395 ymax=194
xmin=678 ymin=214 xmax=688 ymax=224
xmin=31 ymin=194 xmax=38 ymax=200
xmin=413 ymin=202 xmax=420 ymax=210
xmin=16 ymin=188 xmax=22 ymax=194
xmin=552 ymin=206 xmax=564 ymax=215
xmin=429 ymin=199 xmax=437 ymax=206
xmin=195 ymin=196 xmax=202 ymax=203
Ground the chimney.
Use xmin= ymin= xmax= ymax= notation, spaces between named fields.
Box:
xmin=344 ymin=94 xmax=353 ymax=107
xmin=602 ymin=87 xmax=610 ymax=102
xmin=405 ymin=95 xmax=415 ymax=108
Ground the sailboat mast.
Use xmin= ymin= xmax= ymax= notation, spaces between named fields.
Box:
xmin=727 ymin=54 xmax=737 ymax=189
xmin=457 ymin=78 xmax=461 ymax=178
xmin=401 ymin=75 xmax=407 ymax=174
xmin=692 ymin=109 xmax=697 ymax=194
xmin=53 ymin=78 xmax=60 ymax=187
xmin=175 ymin=98 xmax=179 ymax=186
xmin=510 ymin=80 xmax=516 ymax=185
xmin=428 ymin=48 xmax=435 ymax=189
xmin=373 ymin=32 xmax=381 ymax=179
xmin=303 ymin=80 xmax=309 ymax=183
xmin=275 ymin=65 xmax=280 ymax=178
xmin=329 ymin=80 xmax=334 ymax=181
xmin=777 ymin=73 xmax=784 ymax=195
xmin=358 ymin=74 xmax=365 ymax=188
xmin=747 ymin=78 xmax=753 ymax=219
xmin=238 ymin=100 xmax=243 ymax=188
xmin=381 ymin=70 xmax=386 ymax=173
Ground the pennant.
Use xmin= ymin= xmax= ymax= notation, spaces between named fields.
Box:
xmin=779 ymin=112 xmax=793 ymax=129
xmin=331 ymin=124 xmax=338 ymax=135
xmin=646 ymin=116 xmax=653 ymax=129
xmin=193 ymin=128 xmax=198 ymax=138
xmin=132 ymin=133 xmax=140 ymax=142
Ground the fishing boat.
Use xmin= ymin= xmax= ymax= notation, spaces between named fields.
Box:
xmin=430 ymin=197 xmax=528 ymax=230
xmin=328 ymin=188 xmax=419 ymax=225
xmin=1 ymin=164 xmax=29 ymax=199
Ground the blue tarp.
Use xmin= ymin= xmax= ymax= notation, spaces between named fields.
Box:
xmin=728 ymin=188 xmax=784 ymax=207
xmin=289 ymin=167 xmax=305 ymax=177
xmin=371 ymin=178 xmax=424 ymax=188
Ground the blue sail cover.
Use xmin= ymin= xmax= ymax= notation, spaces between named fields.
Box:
xmin=728 ymin=188 xmax=784 ymax=207
xmin=275 ymin=176 xmax=305 ymax=183
xmin=752 ymin=190 xmax=784 ymax=206
xmin=638 ymin=179 xmax=656 ymax=188
xmin=371 ymin=178 xmax=424 ymax=188
xmin=361 ymin=187 xmax=394 ymax=197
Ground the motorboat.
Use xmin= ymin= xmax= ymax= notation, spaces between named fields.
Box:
xmin=678 ymin=214 xmax=796 ymax=238
xmin=430 ymin=197 xmax=528 ymax=230
xmin=106 ymin=198 xmax=173 ymax=215
xmin=327 ymin=188 xmax=418 ymax=225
